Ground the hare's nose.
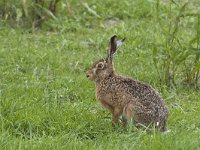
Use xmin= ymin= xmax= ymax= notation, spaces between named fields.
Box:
xmin=86 ymin=74 xmax=90 ymax=78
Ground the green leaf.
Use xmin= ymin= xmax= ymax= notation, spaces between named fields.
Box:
xmin=152 ymin=46 xmax=158 ymax=64
xmin=174 ymin=50 xmax=191 ymax=65
xmin=35 ymin=3 xmax=58 ymax=21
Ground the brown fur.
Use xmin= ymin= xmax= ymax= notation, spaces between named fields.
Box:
xmin=86 ymin=36 xmax=168 ymax=132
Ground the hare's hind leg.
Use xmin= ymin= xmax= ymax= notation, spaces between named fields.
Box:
xmin=158 ymin=119 xmax=167 ymax=132
xmin=122 ymin=115 xmax=128 ymax=127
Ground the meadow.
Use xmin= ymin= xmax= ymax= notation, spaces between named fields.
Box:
xmin=0 ymin=0 xmax=200 ymax=149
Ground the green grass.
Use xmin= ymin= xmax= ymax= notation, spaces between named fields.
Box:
xmin=0 ymin=0 xmax=200 ymax=149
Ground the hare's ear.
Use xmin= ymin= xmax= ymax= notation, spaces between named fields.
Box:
xmin=107 ymin=35 xmax=126 ymax=63
xmin=117 ymin=37 xmax=126 ymax=49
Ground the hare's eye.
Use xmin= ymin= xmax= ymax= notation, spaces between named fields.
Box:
xmin=97 ymin=63 xmax=104 ymax=69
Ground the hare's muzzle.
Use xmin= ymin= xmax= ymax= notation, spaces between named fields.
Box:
xmin=86 ymin=71 xmax=91 ymax=79
xmin=86 ymin=74 xmax=90 ymax=78
xmin=86 ymin=71 xmax=93 ymax=80
xmin=86 ymin=74 xmax=92 ymax=80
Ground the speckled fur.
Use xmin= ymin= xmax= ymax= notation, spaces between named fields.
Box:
xmin=86 ymin=36 xmax=168 ymax=132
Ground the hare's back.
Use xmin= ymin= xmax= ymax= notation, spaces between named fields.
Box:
xmin=117 ymin=77 xmax=164 ymax=106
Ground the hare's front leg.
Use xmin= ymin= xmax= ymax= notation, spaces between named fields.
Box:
xmin=111 ymin=108 xmax=122 ymax=127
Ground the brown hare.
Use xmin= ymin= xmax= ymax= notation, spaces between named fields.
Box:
xmin=86 ymin=35 xmax=168 ymax=132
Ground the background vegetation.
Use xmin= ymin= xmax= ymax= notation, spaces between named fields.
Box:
xmin=0 ymin=0 xmax=200 ymax=149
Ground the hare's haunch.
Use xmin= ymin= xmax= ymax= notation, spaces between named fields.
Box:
xmin=86 ymin=35 xmax=168 ymax=132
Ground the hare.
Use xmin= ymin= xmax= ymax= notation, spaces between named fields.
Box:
xmin=86 ymin=35 xmax=168 ymax=132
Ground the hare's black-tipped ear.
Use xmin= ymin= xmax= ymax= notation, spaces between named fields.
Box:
xmin=110 ymin=35 xmax=117 ymax=55
xmin=117 ymin=37 xmax=126 ymax=49
xmin=107 ymin=35 xmax=125 ymax=63
xmin=107 ymin=35 xmax=117 ymax=63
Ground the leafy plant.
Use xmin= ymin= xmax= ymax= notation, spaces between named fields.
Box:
xmin=0 ymin=0 xmax=60 ymax=29
xmin=152 ymin=0 xmax=200 ymax=88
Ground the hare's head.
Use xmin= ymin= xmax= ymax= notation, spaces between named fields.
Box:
xmin=86 ymin=35 xmax=125 ymax=81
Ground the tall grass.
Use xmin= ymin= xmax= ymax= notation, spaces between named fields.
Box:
xmin=152 ymin=0 xmax=200 ymax=88
xmin=0 ymin=0 xmax=60 ymax=30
